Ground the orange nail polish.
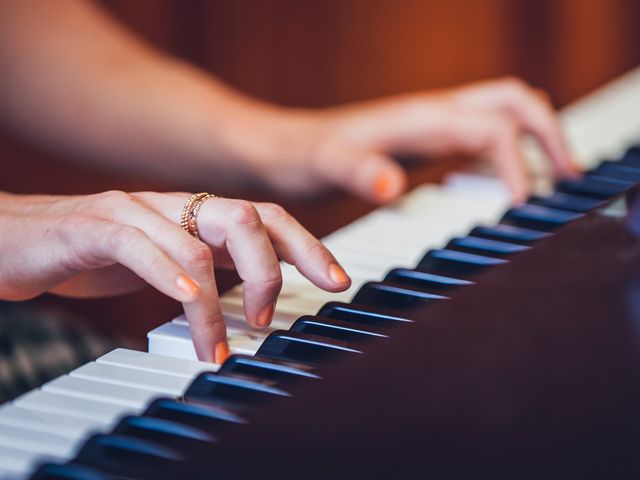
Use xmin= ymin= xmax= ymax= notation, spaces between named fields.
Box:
xmin=329 ymin=263 xmax=350 ymax=285
xmin=176 ymin=274 xmax=200 ymax=300
xmin=373 ymin=173 xmax=393 ymax=202
xmin=257 ymin=303 xmax=275 ymax=327
xmin=214 ymin=341 xmax=229 ymax=364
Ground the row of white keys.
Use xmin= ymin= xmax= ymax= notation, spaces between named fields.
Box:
xmin=0 ymin=348 xmax=216 ymax=478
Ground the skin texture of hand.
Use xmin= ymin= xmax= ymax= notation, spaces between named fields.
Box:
xmin=246 ymin=78 xmax=580 ymax=204
xmin=0 ymin=191 xmax=351 ymax=363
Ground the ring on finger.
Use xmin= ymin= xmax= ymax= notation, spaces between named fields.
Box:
xmin=180 ymin=192 xmax=217 ymax=239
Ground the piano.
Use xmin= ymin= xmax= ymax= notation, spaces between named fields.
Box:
xmin=2 ymin=67 xmax=640 ymax=478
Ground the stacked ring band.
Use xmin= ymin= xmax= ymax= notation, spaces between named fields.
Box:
xmin=180 ymin=192 xmax=217 ymax=239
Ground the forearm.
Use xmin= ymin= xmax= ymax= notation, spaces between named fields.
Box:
xmin=0 ymin=0 xmax=293 ymax=183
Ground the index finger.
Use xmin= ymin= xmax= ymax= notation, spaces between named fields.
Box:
xmin=455 ymin=79 xmax=580 ymax=176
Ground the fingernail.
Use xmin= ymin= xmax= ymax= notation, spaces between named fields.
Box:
xmin=373 ymin=173 xmax=394 ymax=202
xmin=214 ymin=341 xmax=229 ymax=364
xmin=569 ymin=161 xmax=583 ymax=175
xmin=257 ymin=303 xmax=275 ymax=327
xmin=329 ymin=263 xmax=350 ymax=285
xmin=176 ymin=274 xmax=200 ymax=300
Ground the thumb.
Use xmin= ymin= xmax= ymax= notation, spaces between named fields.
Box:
xmin=317 ymin=147 xmax=408 ymax=204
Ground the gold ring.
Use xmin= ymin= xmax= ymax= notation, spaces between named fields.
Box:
xmin=180 ymin=192 xmax=216 ymax=239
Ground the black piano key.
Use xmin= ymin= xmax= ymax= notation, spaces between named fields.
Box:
xmin=501 ymin=204 xmax=584 ymax=230
xmin=620 ymin=146 xmax=640 ymax=167
xmin=184 ymin=372 xmax=290 ymax=412
xmin=144 ymin=397 xmax=245 ymax=436
xmin=110 ymin=415 xmax=216 ymax=457
xmin=528 ymin=192 xmax=605 ymax=213
xmin=352 ymin=281 xmax=448 ymax=311
xmin=31 ymin=463 xmax=113 ymax=480
xmin=317 ymin=301 xmax=414 ymax=327
xmin=256 ymin=330 xmax=363 ymax=365
xmin=470 ymin=224 xmax=551 ymax=245
xmin=446 ymin=236 xmax=530 ymax=258
xmin=218 ymin=354 xmax=320 ymax=386
xmin=417 ymin=249 xmax=507 ymax=275
xmin=290 ymin=315 xmax=390 ymax=344
xmin=74 ymin=434 xmax=184 ymax=478
xmin=591 ymin=160 xmax=640 ymax=182
xmin=556 ymin=174 xmax=632 ymax=199
xmin=384 ymin=268 xmax=473 ymax=292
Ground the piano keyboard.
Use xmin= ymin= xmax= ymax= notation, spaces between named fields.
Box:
xmin=2 ymin=67 xmax=640 ymax=479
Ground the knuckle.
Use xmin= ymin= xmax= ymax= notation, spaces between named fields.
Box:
xmin=225 ymin=200 xmax=260 ymax=227
xmin=498 ymin=77 xmax=533 ymax=102
xmin=259 ymin=202 xmax=288 ymax=222
xmin=108 ymin=224 xmax=143 ymax=252
xmin=261 ymin=269 xmax=283 ymax=292
xmin=85 ymin=190 xmax=136 ymax=219
xmin=500 ymin=76 xmax=529 ymax=92
xmin=182 ymin=242 xmax=214 ymax=273
xmin=98 ymin=190 xmax=135 ymax=205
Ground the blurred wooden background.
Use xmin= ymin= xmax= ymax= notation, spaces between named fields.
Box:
xmin=2 ymin=0 xmax=639 ymax=346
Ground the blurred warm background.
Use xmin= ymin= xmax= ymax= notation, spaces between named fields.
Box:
xmin=2 ymin=0 xmax=639 ymax=346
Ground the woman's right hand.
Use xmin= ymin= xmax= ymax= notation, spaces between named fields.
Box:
xmin=0 ymin=190 xmax=351 ymax=363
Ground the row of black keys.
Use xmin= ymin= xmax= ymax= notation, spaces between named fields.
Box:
xmin=33 ymin=147 xmax=640 ymax=479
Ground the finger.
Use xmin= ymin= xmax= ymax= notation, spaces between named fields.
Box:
xmin=198 ymin=198 xmax=283 ymax=330
xmin=183 ymin=272 xmax=228 ymax=364
xmin=453 ymin=78 xmax=580 ymax=176
xmin=132 ymin=193 xmax=283 ymax=330
xmin=314 ymin=145 xmax=408 ymax=204
xmin=419 ymin=107 xmax=531 ymax=202
xmin=253 ymin=202 xmax=351 ymax=292
xmin=87 ymin=220 xmax=201 ymax=304
xmin=108 ymin=193 xmax=227 ymax=362
xmin=486 ymin=117 xmax=531 ymax=203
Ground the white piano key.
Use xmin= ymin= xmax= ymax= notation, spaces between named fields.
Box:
xmin=0 ymin=445 xmax=61 ymax=478
xmin=172 ymin=314 xmax=278 ymax=343
xmin=0 ymin=466 xmax=25 ymax=480
xmin=219 ymin=299 xmax=303 ymax=329
xmin=221 ymin=295 xmax=326 ymax=324
xmin=442 ymin=173 xmax=511 ymax=198
xmin=148 ymin=322 xmax=261 ymax=361
xmin=0 ymin=404 xmax=106 ymax=439
xmin=70 ymin=362 xmax=190 ymax=396
xmin=43 ymin=375 xmax=158 ymax=408
xmin=13 ymin=390 xmax=135 ymax=423
xmin=0 ymin=424 xmax=77 ymax=458
xmin=97 ymin=348 xmax=213 ymax=379
xmin=324 ymin=248 xmax=410 ymax=272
